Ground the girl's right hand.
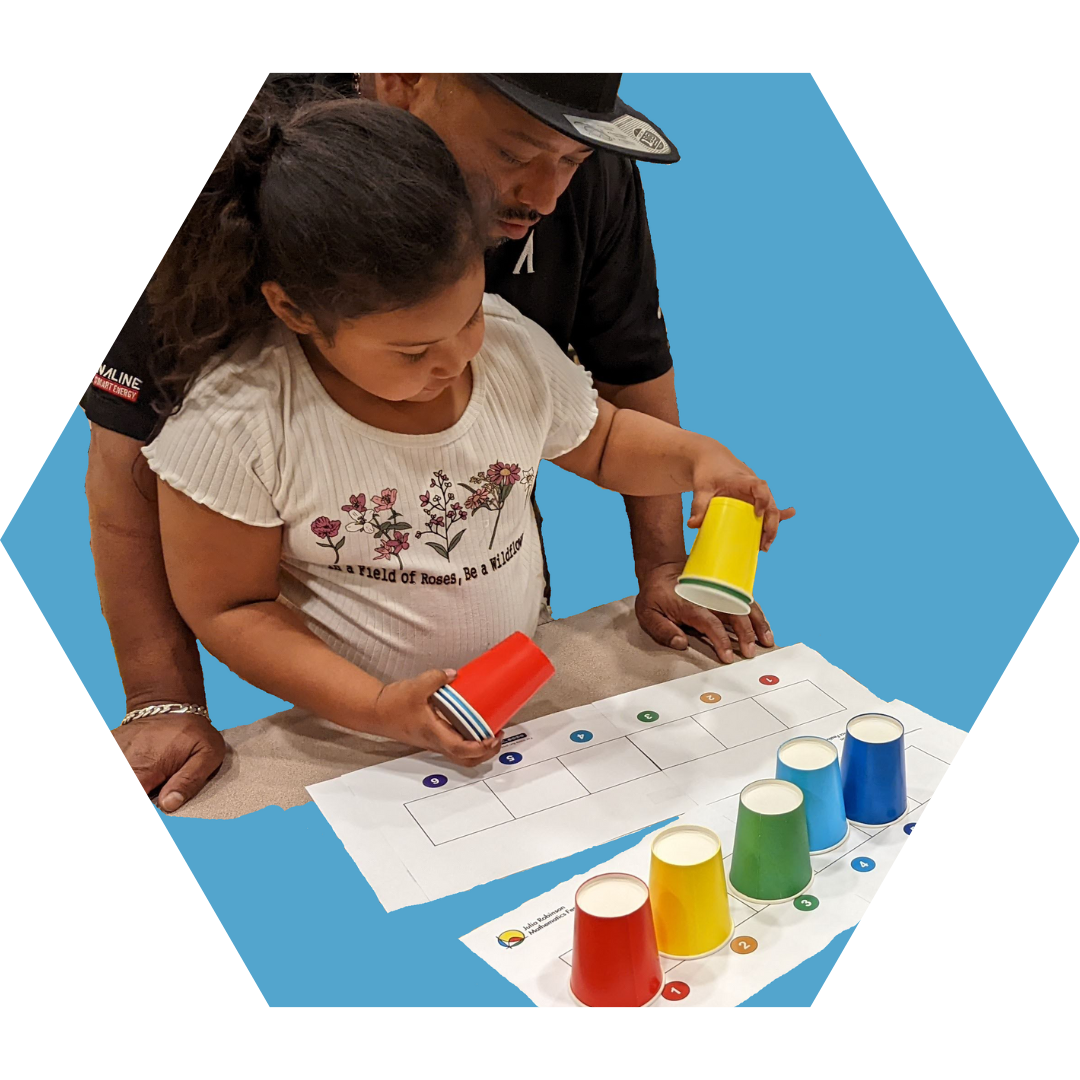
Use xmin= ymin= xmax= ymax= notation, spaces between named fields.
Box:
xmin=688 ymin=449 xmax=796 ymax=551
xmin=373 ymin=668 xmax=502 ymax=768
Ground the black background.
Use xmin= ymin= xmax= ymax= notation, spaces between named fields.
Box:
xmin=6 ymin=73 xmax=1071 ymax=1002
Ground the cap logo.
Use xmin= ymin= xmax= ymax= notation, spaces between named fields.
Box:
xmin=565 ymin=113 xmax=671 ymax=156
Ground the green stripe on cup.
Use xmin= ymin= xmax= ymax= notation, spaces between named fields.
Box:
xmin=675 ymin=578 xmax=753 ymax=607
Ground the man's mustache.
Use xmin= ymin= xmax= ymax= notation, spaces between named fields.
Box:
xmin=499 ymin=206 xmax=542 ymax=224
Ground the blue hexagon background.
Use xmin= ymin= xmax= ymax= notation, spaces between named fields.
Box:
xmin=3 ymin=74 xmax=1075 ymax=1006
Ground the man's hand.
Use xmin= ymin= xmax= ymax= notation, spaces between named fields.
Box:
xmin=635 ymin=562 xmax=774 ymax=664
xmin=113 ymin=713 xmax=227 ymax=813
xmin=89 ymin=423 xmax=221 ymax=813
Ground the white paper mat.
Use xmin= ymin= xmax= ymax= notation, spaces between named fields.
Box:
xmin=460 ymin=697 xmax=963 ymax=1006
xmin=309 ymin=644 xmax=958 ymax=913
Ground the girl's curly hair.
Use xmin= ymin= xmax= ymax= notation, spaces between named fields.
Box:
xmin=148 ymin=89 xmax=490 ymax=420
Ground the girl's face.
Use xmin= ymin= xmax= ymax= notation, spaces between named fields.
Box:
xmin=264 ymin=260 xmax=487 ymax=404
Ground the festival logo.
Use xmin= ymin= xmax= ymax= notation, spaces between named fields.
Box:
xmin=497 ymin=929 xmax=525 ymax=948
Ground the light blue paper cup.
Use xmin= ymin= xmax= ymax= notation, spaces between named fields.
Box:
xmin=775 ymin=736 xmax=849 ymax=854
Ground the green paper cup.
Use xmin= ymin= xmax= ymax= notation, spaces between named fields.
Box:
xmin=728 ymin=779 xmax=814 ymax=905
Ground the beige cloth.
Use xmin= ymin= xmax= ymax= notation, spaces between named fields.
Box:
xmin=174 ymin=596 xmax=769 ymax=820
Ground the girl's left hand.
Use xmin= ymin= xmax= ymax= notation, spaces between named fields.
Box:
xmin=688 ymin=458 xmax=796 ymax=550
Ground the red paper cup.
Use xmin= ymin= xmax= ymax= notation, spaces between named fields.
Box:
xmin=569 ymin=873 xmax=664 ymax=1008
xmin=449 ymin=632 xmax=555 ymax=734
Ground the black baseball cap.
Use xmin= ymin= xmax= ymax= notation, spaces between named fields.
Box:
xmin=475 ymin=74 xmax=679 ymax=164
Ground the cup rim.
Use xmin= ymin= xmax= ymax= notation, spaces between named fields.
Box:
xmin=777 ymin=735 xmax=839 ymax=771
xmin=574 ymin=872 xmax=651 ymax=919
xmin=847 ymin=810 xmax=908 ymax=829
xmin=658 ymin=922 xmax=735 ymax=960
xmin=727 ymin=871 xmax=815 ymax=906
xmin=569 ymin=981 xmax=664 ymax=1008
xmin=674 ymin=577 xmax=753 ymax=615
xmin=433 ymin=686 xmax=493 ymax=741
xmin=739 ymin=777 xmax=805 ymax=815
xmin=846 ymin=712 xmax=904 ymax=745
xmin=808 ymin=824 xmax=851 ymax=854
xmin=650 ymin=823 xmax=722 ymax=866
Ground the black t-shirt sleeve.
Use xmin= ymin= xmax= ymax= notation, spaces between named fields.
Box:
xmin=79 ymin=293 xmax=163 ymax=442
xmin=81 ymin=76 xmax=356 ymax=443
xmin=571 ymin=157 xmax=673 ymax=386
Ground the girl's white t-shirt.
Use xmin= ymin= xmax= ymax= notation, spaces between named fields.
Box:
xmin=144 ymin=293 xmax=599 ymax=685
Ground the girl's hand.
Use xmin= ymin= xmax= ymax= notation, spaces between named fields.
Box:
xmin=373 ymin=668 xmax=502 ymax=768
xmin=689 ymin=452 xmax=796 ymax=551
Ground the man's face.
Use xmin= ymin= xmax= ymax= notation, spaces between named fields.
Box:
xmin=380 ymin=75 xmax=595 ymax=243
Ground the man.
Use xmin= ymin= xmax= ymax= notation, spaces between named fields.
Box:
xmin=84 ymin=73 xmax=777 ymax=813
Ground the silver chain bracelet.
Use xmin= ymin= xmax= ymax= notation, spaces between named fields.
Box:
xmin=120 ymin=703 xmax=212 ymax=726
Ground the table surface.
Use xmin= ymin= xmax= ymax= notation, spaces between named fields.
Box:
xmin=176 ymin=597 xmax=770 ymax=820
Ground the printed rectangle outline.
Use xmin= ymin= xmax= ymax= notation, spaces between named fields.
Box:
xmin=404 ymin=763 xmax=598 ymax=847
xmin=753 ymin=679 xmax=845 ymax=728
xmin=402 ymin=684 xmax=914 ymax=848
xmin=484 ymin=757 xmax=591 ymax=818
xmin=403 ymin=778 xmax=513 ymax=847
xmin=556 ymin=737 xmax=660 ymax=793
xmin=627 ymin=714 xmax=727 ymax=769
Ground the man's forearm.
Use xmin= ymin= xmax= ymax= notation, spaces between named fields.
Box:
xmin=594 ymin=369 xmax=688 ymax=574
xmin=87 ymin=424 xmax=207 ymax=710
xmin=624 ymin=493 xmax=687 ymax=574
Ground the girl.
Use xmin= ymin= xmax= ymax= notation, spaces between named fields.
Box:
xmin=145 ymin=96 xmax=794 ymax=769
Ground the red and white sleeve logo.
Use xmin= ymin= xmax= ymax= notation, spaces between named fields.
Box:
xmin=92 ymin=364 xmax=142 ymax=403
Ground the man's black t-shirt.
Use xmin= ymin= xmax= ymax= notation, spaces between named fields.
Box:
xmin=81 ymin=86 xmax=673 ymax=442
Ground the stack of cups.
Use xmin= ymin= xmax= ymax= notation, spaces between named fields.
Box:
xmin=728 ymin=779 xmax=814 ymax=904
xmin=432 ymin=632 xmax=555 ymax=741
xmin=674 ymin=496 xmax=762 ymax=616
xmin=841 ymin=713 xmax=908 ymax=827
xmin=569 ymin=874 xmax=664 ymax=1008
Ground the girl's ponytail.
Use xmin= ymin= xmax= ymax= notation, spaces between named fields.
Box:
xmin=149 ymin=89 xmax=490 ymax=418
xmin=148 ymin=98 xmax=289 ymax=414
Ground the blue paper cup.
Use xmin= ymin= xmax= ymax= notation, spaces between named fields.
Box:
xmin=775 ymin=736 xmax=849 ymax=854
xmin=841 ymin=713 xmax=907 ymax=827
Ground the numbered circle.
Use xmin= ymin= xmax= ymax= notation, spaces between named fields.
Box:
xmin=499 ymin=751 xmax=523 ymax=766
xmin=903 ymin=822 xmax=916 ymax=835
xmin=637 ymin=710 xmax=660 ymax=723
xmin=794 ymin=894 xmax=819 ymax=911
xmin=851 ymin=857 xmax=876 ymax=873
xmin=759 ymin=675 xmax=780 ymax=686
xmin=730 ymin=936 xmax=758 ymax=954
xmin=699 ymin=692 xmax=722 ymax=704
xmin=569 ymin=729 xmax=594 ymax=743
xmin=423 ymin=774 xmax=448 ymax=789
xmin=662 ymin=981 xmax=690 ymax=1001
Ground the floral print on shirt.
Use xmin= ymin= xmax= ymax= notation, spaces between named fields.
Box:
xmin=311 ymin=459 xmax=535 ymax=567
xmin=415 ymin=469 xmax=468 ymax=561
xmin=462 ymin=461 xmax=536 ymax=549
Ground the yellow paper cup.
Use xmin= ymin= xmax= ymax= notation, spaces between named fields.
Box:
xmin=675 ymin=497 xmax=762 ymax=616
xmin=648 ymin=824 xmax=734 ymax=960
